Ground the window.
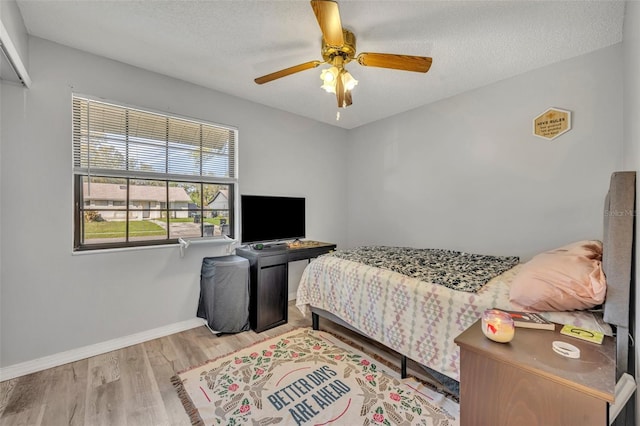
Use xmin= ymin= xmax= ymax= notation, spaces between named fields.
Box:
xmin=72 ymin=95 xmax=237 ymax=251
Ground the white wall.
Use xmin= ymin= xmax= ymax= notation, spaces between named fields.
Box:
xmin=0 ymin=1 xmax=30 ymax=332
xmin=0 ymin=37 xmax=348 ymax=368
xmin=347 ymin=45 xmax=624 ymax=261
xmin=622 ymin=1 xmax=640 ymax=422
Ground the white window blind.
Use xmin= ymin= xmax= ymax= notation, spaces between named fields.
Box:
xmin=72 ymin=95 xmax=237 ymax=250
xmin=72 ymin=96 xmax=237 ymax=183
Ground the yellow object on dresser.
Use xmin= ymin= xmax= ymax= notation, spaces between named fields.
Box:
xmin=560 ymin=324 xmax=605 ymax=344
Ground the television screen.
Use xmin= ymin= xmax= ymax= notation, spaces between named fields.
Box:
xmin=241 ymin=195 xmax=305 ymax=244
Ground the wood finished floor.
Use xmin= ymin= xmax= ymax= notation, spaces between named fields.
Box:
xmin=0 ymin=301 xmax=442 ymax=425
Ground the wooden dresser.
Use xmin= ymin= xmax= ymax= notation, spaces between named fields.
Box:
xmin=454 ymin=320 xmax=615 ymax=426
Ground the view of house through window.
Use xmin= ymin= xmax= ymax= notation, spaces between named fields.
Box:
xmin=80 ymin=177 xmax=232 ymax=244
xmin=73 ymin=95 xmax=237 ymax=250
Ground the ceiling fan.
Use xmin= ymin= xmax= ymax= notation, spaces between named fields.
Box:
xmin=254 ymin=0 xmax=433 ymax=108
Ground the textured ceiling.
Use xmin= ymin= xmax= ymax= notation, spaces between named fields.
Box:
xmin=16 ymin=0 xmax=625 ymax=129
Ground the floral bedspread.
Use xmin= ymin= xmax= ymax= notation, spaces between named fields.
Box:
xmin=327 ymin=246 xmax=519 ymax=292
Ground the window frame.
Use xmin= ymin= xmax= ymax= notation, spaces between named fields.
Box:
xmin=72 ymin=94 xmax=238 ymax=252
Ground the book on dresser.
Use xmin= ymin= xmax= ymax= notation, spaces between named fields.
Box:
xmin=498 ymin=309 xmax=555 ymax=330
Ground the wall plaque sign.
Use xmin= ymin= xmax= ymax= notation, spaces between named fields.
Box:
xmin=533 ymin=108 xmax=571 ymax=140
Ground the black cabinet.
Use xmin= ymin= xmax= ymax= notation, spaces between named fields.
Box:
xmin=236 ymin=241 xmax=336 ymax=332
xmin=255 ymin=259 xmax=288 ymax=331
xmin=236 ymin=248 xmax=289 ymax=332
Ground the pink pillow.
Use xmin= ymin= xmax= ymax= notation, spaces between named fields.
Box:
xmin=509 ymin=240 xmax=606 ymax=312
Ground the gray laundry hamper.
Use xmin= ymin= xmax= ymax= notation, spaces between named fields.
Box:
xmin=197 ymin=255 xmax=250 ymax=334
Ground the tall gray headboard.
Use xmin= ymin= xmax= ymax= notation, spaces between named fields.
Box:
xmin=602 ymin=171 xmax=636 ymax=380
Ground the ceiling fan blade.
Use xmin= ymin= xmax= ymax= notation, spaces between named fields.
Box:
xmin=310 ymin=0 xmax=344 ymax=47
xmin=254 ymin=60 xmax=323 ymax=84
xmin=356 ymin=53 xmax=433 ymax=73
xmin=344 ymin=89 xmax=353 ymax=107
xmin=334 ymin=73 xmax=352 ymax=108
xmin=336 ymin=71 xmax=345 ymax=107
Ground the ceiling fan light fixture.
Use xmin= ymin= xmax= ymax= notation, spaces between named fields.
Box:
xmin=341 ymin=69 xmax=358 ymax=91
xmin=320 ymin=67 xmax=339 ymax=93
xmin=320 ymin=66 xmax=357 ymax=99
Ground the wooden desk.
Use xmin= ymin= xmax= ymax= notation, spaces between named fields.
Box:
xmin=454 ymin=320 xmax=615 ymax=426
xmin=236 ymin=241 xmax=335 ymax=332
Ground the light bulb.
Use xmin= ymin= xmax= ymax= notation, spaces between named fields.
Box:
xmin=320 ymin=81 xmax=336 ymax=94
xmin=320 ymin=67 xmax=339 ymax=93
xmin=342 ymin=71 xmax=358 ymax=91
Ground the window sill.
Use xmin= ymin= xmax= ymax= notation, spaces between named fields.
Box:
xmin=71 ymin=236 xmax=239 ymax=257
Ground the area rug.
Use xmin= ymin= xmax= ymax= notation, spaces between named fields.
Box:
xmin=172 ymin=328 xmax=459 ymax=425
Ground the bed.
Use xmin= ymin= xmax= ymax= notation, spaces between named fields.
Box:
xmin=296 ymin=171 xmax=636 ymax=420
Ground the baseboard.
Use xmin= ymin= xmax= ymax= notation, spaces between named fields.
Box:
xmin=0 ymin=317 xmax=205 ymax=381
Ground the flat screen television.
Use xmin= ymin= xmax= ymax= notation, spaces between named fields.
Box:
xmin=241 ymin=195 xmax=305 ymax=244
